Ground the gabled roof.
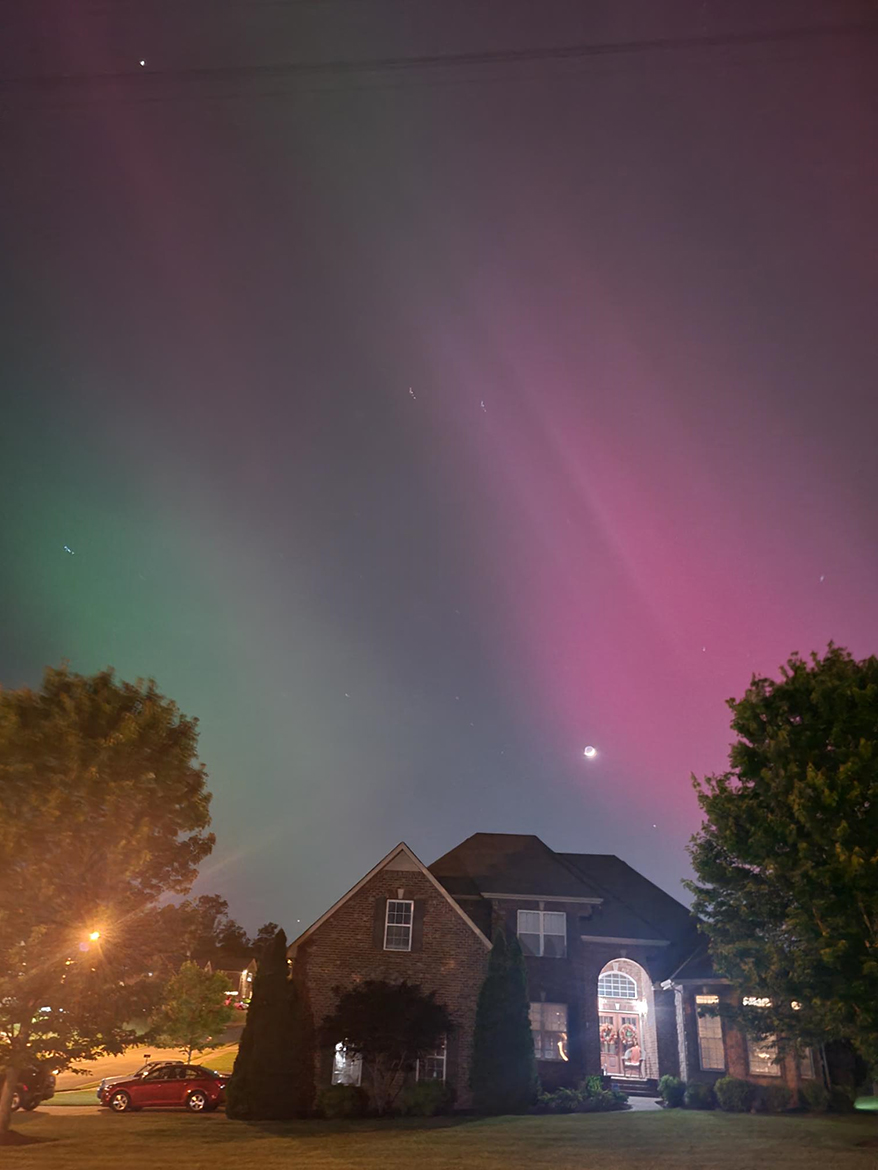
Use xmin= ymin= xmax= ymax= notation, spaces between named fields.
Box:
xmin=560 ymin=853 xmax=697 ymax=943
xmin=288 ymin=841 xmax=491 ymax=953
xmin=430 ymin=833 xmax=605 ymax=902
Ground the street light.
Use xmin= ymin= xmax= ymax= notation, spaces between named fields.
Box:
xmin=88 ymin=931 xmax=101 ymax=941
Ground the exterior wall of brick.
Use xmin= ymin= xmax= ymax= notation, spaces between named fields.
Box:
xmin=293 ymin=864 xmax=489 ymax=1108
xmin=489 ymin=899 xmax=669 ymax=1087
xmin=681 ymin=984 xmax=809 ymax=1096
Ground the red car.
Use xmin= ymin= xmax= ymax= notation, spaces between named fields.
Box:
xmin=99 ymin=1064 xmax=227 ymax=1114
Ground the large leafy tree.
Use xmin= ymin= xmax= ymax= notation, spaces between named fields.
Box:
xmin=151 ymin=962 xmax=234 ymax=1064
xmin=0 ymin=667 xmax=214 ymax=1136
xmin=157 ymin=895 xmax=252 ymax=971
xmin=687 ymin=646 xmax=878 ymax=1071
xmin=320 ymin=980 xmax=451 ymax=1115
xmin=469 ymin=927 xmax=537 ymax=1114
xmin=226 ymin=930 xmax=313 ymax=1119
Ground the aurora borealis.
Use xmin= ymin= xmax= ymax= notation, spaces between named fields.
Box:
xmin=2 ymin=1 xmax=877 ymax=930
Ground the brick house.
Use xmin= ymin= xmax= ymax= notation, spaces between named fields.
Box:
xmin=289 ymin=833 xmax=822 ymax=1105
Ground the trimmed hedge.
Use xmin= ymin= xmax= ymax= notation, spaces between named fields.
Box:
xmin=317 ymin=1085 xmax=369 ymax=1118
xmin=535 ymin=1081 xmax=628 ymax=1114
xmin=684 ymin=1081 xmax=716 ymax=1110
xmin=753 ymin=1084 xmax=792 ymax=1113
xmin=398 ymin=1080 xmax=456 ymax=1117
xmin=798 ymin=1080 xmax=830 ymax=1113
xmin=715 ymin=1076 xmax=754 ymax=1113
xmin=658 ymin=1075 xmax=686 ymax=1108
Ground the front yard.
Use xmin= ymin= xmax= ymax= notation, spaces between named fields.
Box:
xmin=5 ymin=1107 xmax=877 ymax=1170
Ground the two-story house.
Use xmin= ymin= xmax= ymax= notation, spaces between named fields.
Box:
xmin=288 ymin=832 xmax=822 ymax=1105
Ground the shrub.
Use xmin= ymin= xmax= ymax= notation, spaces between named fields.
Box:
xmin=714 ymin=1076 xmax=754 ymax=1113
xmin=829 ymin=1085 xmax=856 ymax=1113
xmin=535 ymin=1084 xmax=628 ymax=1113
xmin=658 ymin=1075 xmax=686 ymax=1108
xmin=798 ymin=1080 xmax=830 ymax=1113
xmin=470 ymin=930 xmax=537 ymax=1114
xmin=317 ymin=1085 xmax=369 ymax=1119
xmin=759 ymin=1084 xmax=792 ymax=1113
xmin=398 ymin=1080 xmax=456 ymax=1117
xmin=684 ymin=1081 xmax=716 ymax=1110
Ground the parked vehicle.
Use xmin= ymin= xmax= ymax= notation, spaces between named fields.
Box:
xmin=96 ymin=1059 xmax=187 ymax=1100
xmin=98 ymin=1064 xmax=227 ymax=1113
xmin=0 ymin=1065 xmax=56 ymax=1111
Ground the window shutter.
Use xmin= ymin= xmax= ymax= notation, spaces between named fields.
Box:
xmin=372 ymin=897 xmax=388 ymax=950
xmin=410 ymin=901 xmax=425 ymax=952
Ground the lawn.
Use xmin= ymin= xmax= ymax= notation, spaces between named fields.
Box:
xmin=4 ymin=1108 xmax=877 ymax=1170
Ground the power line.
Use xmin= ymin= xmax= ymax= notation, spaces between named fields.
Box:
xmin=1 ymin=19 xmax=875 ymax=109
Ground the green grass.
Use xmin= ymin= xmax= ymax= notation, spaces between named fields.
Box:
xmin=5 ymin=1108 xmax=877 ymax=1169
xmin=47 ymin=1090 xmax=101 ymax=1107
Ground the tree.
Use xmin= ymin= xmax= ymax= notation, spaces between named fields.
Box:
xmin=687 ymin=646 xmax=878 ymax=1072
xmin=226 ymin=930 xmax=313 ymax=1119
xmin=470 ymin=927 xmax=537 ymax=1113
xmin=157 ymin=895 xmax=252 ymax=971
xmin=0 ymin=667 xmax=214 ymax=1137
xmin=253 ymin=922 xmax=281 ymax=954
xmin=320 ymin=980 xmax=451 ymax=1115
xmin=151 ymin=962 xmax=234 ymax=1064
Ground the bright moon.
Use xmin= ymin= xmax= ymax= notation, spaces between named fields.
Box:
xmin=583 ymin=745 xmax=597 ymax=758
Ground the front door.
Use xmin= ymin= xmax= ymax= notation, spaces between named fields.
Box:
xmin=599 ymin=1012 xmax=642 ymax=1077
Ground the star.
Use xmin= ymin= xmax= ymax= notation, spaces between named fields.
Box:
xmin=63 ymin=545 xmax=74 ymax=555
xmin=480 ymin=399 xmax=486 ymax=412
xmin=139 ymin=60 xmax=146 ymax=67
xmin=408 ymin=387 xmax=416 ymax=400
xmin=819 ymin=575 xmax=825 ymax=582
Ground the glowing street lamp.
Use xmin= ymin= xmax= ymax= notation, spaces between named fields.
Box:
xmin=88 ymin=931 xmax=101 ymax=941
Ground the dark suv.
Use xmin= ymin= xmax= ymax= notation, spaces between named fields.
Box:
xmin=0 ymin=1065 xmax=56 ymax=1111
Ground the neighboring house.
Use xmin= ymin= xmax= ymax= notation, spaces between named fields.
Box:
xmin=288 ymin=833 xmax=820 ymax=1105
xmin=203 ymin=960 xmax=255 ymax=1003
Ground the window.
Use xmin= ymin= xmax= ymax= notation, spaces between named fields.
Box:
xmin=529 ymin=1002 xmax=568 ymax=1061
xmin=332 ymin=1042 xmax=362 ymax=1086
xmin=746 ymin=1033 xmax=781 ymax=1077
xmin=798 ymin=1048 xmax=816 ymax=1079
xmin=417 ymin=1037 xmax=447 ymax=1082
xmin=694 ymin=995 xmax=725 ymax=1071
xmin=384 ymin=899 xmax=413 ymax=951
xmin=598 ymin=971 xmax=637 ymax=1000
xmin=517 ymin=910 xmax=566 ymax=957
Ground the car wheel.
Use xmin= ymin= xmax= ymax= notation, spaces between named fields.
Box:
xmin=186 ymin=1091 xmax=208 ymax=1113
xmin=10 ymin=1091 xmax=21 ymax=1112
xmin=109 ymin=1090 xmax=133 ymax=1113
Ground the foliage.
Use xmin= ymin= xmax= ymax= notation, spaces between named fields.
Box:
xmin=156 ymin=896 xmax=251 ymax=971
xmin=798 ymin=1080 xmax=830 ymax=1113
xmin=320 ymin=980 xmax=451 ymax=1116
xmin=751 ymin=1083 xmax=791 ymax=1113
xmin=658 ymin=1075 xmax=686 ymax=1108
xmin=684 ymin=1081 xmax=716 ymax=1110
xmin=535 ymin=1083 xmax=627 ymax=1113
xmin=0 ymin=667 xmax=214 ymax=1135
xmin=317 ymin=1084 xmax=369 ymax=1118
xmin=828 ymin=1085 xmax=856 ymax=1113
xmin=687 ymin=647 xmax=878 ymax=1072
xmin=469 ymin=928 xmax=537 ymax=1114
xmin=226 ymin=930 xmax=313 ymax=1120
xmin=150 ymin=962 xmax=234 ymax=1063
xmin=714 ymin=1076 xmax=755 ymax=1112
xmin=397 ymin=1079 xmax=456 ymax=1116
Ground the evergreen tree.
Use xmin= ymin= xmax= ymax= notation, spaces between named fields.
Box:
xmin=470 ymin=927 xmax=537 ymax=1113
xmin=226 ymin=930 xmax=313 ymax=1119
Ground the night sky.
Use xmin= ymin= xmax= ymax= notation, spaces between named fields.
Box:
xmin=2 ymin=1 xmax=877 ymax=932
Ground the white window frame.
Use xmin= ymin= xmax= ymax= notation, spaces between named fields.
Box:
xmin=529 ymin=1002 xmax=569 ymax=1061
xmin=416 ymin=1036 xmax=447 ymax=1082
xmin=598 ymin=971 xmax=637 ymax=1000
xmin=517 ymin=909 xmax=567 ymax=957
xmin=746 ymin=1033 xmax=782 ymax=1077
xmin=694 ymin=995 xmax=725 ymax=1071
xmin=384 ymin=898 xmax=414 ymax=951
xmin=332 ymin=1041 xmax=362 ymax=1086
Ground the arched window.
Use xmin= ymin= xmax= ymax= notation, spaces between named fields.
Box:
xmin=598 ymin=971 xmax=637 ymax=999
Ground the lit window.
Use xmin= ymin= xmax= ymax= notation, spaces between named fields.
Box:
xmin=332 ymin=1041 xmax=362 ymax=1085
xmin=384 ymin=899 xmax=413 ymax=951
xmin=746 ymin=1033 xmax=781 ymax=1077
xmin=742 ymin=996 xmax=772 ymax=1008
xmin=417 ymin=1037 xmax=447 ymax=1082
xmin=694 ymin=995 xmax=724 ymax=1071
xmin=517 ymin=910 xmax=566 ymax=957
xmin=598 ymin=971 xmax=637 ymax=1000
xmin=529 ymin=1002 xmax=568 ymax=1061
